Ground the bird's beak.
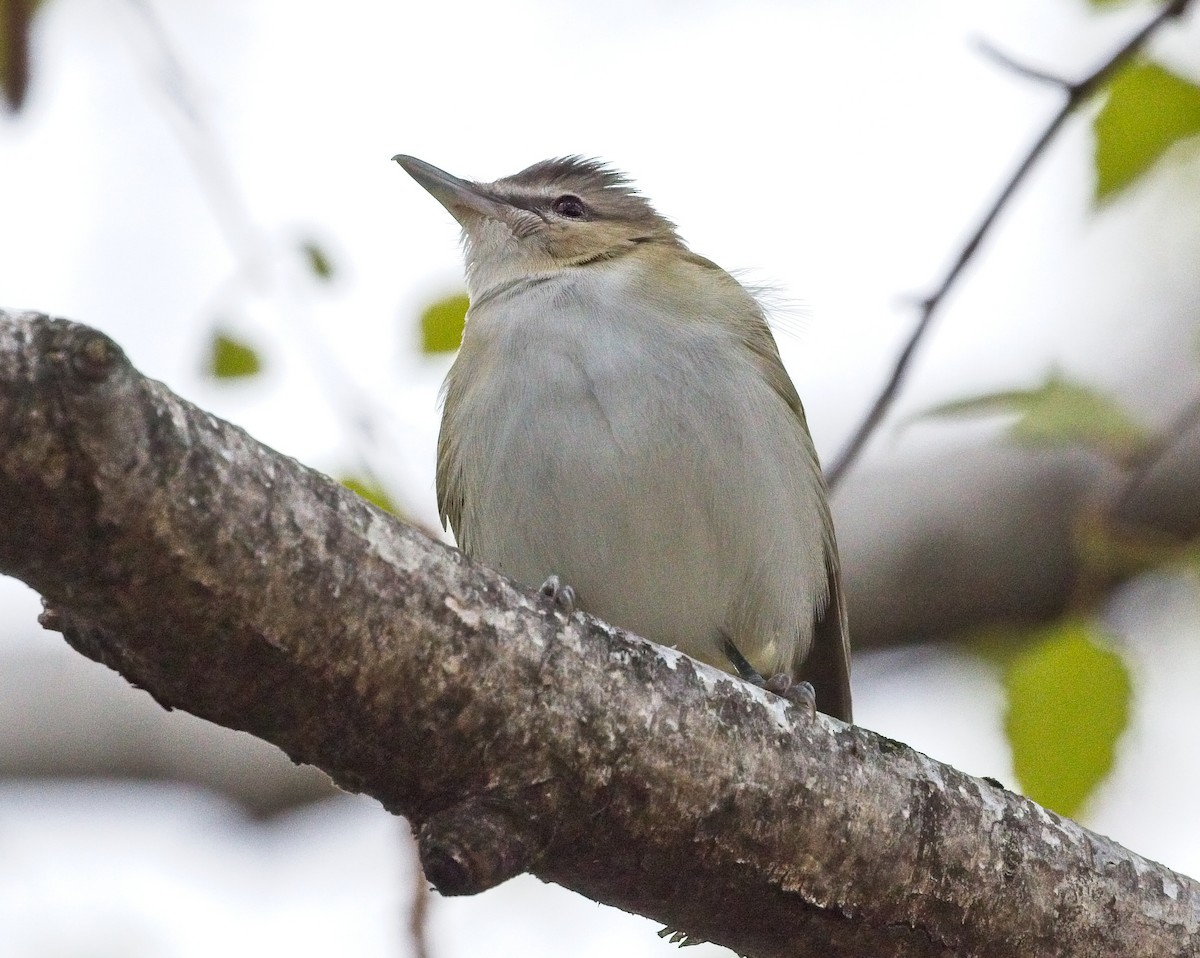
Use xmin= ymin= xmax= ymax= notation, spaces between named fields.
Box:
xmin=393 ymin=154 xmax=508 ymax=226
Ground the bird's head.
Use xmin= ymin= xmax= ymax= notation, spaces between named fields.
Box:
xmin=394 ymin=154 xmax=681 ymax=298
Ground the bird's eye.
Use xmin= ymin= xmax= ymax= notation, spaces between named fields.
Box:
xmin=551 ymin=195 xmax=587 ymax=219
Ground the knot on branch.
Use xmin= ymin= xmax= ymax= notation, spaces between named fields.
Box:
xmin=38 ymin=599 xmax=64 ymax=633
xmin=416 ymin=799 xmax=538 ymax=896
xmin=69 ymin=330 xmax=123 ymax=384
xmin=34 ymin=318 xmax=128 ymax=389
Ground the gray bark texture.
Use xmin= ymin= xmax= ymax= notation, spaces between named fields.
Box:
xmin=1 ymin=309 xmax=1197 ymax=957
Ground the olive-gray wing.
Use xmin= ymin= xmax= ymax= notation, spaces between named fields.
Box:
xmin=800 ymin=548 xmax=852 ymax=723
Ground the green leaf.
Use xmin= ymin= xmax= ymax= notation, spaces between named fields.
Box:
xmin=1004 ymin=621 xmax=1131 ymax=818
xmin=1094 ymin=60 xmax=1200 ymax=202
xmin=207 ymin=331 xmax=263 ymax=379
xmin=340 ymin=475 xmax=399 ymax=515
xmin=301 ymin=241 xmax=334 ymax=281
xmin=419 ymin=293 xmax=469 ymax=354
xmin=916 ymin=372 xmax=1149 ymax=464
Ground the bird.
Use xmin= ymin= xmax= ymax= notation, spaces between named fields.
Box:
xmin=393 ymin=154 xmax=851 ymax=723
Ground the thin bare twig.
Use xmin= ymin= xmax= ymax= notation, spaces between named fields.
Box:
xmin=408 ymin=847 xmax=433 ymax=958
xmin=825 ymin=0 xmax=1196 ymax=489
xmin=975 ymin=40 xmax=1072 ymax=89
xmin=121 ymin=0 xmax=410 ymax=511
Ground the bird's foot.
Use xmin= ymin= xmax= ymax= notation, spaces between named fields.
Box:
xmin=657 ymin=926 xmax=707 ymax=947
xmin=538 ymin=574 xmax=576 ymax=615
xmin=720 ymin=634 xmax=816 ymax=717
xmin=763 ymin=674 xmax=817 ymax=717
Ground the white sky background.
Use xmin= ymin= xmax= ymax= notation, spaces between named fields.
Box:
xmin=2 ymin=0 xmax=1200 ymax=955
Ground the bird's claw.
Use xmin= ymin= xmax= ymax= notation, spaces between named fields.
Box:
xmin=722 ymin=634 xmax=817 ymax=717
xmin=539 ymin=574 xmax=576 ymax=615
xmin=765 ymin=675 xmax=817 ymax=718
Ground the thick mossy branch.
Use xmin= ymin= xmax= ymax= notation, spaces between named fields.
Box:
xmin=1 ymin=310 xmax=1197 ymax=958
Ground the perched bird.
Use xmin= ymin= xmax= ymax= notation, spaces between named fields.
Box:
xmin=394 ymin=154 xmax=852 ymax=722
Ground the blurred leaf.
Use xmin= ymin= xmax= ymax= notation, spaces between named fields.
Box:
xmin=967 ymin=630 xmax=1032 ymax=670
xmin=1094 ymin=61 xmax=1200 ymax=201
xmin=340 ymin=475 xmax=399 ymax=515
xmin=0 ymin=0 xmax=45 ymax=112
xmin=207 ymin=331 xmax=263 ymax=379
xmin=917 ymin=372 xmax=1150 ymax=464
xmin=1086 ymin=0 xmax=1150 ymax=6
xmin=1004 ymin=621 xmax=1131 ymax=818
xmin=1074 ymin=511 xmax=1193 ymax=584
xmin=420 ymin=293 xmax=469 ymax=354
xmin=301 ymin=240 xmax=334 ymax=281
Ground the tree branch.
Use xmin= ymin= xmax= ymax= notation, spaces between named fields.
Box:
xmin=1 ymin=310 xmax=1197 ymax=957
xmin=825 ymin=0 xmax=1196 ymax=488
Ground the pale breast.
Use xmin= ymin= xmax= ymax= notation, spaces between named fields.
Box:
xmin=441 ymin=259 xmax=828 ymax=674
